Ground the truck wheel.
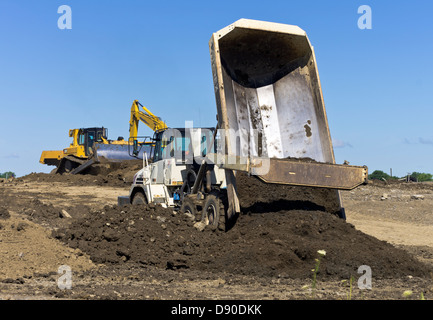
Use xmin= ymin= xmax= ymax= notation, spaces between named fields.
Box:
xmin=180 ymin=197 xmax=198 ymax=221
xmin=201 ymin=192 xmax=226 ymax=231
xmin=132 ymin=192 xmax=147 ymax=205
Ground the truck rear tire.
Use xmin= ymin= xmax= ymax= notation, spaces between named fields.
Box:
xmin=201 ymin=192 xmax=226 ymax=231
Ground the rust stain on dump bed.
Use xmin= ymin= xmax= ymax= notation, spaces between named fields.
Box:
xmin=304 ymin=121 xmax=312 ymax=138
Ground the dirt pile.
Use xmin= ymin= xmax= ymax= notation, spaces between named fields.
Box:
xmin=52 ymin=201 xmax=432 ymax=280
xmin=0 ymin=215 xmax=95 ymax=281
xmin=20 ymin=198 xmax=90 ymax=230
xmin=10 ymin=164 xmax=433 ymax=282
xmin=53 ymin=204 xmax=194 ymax=266
xmin=20 ymin=160 xmax=143 ymax=187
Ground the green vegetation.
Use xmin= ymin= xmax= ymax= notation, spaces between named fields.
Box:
xmin=410 ymin=172 xmax=433 ymax=182
xmin=368 ymin=170 xmax=433 ymax=182
xmin=341 ymin=275 xmax=355 ymax=300
xmin=0 ymin=171 xmax=15 ymax=179
xmin=311 ymin=250 xmax=326 ymax=298
xmin=368 ymin=170 xmax=391 ymax=180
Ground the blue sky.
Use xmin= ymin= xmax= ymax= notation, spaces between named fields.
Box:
xmin=0 ymin=0 xmax=432 ymax=178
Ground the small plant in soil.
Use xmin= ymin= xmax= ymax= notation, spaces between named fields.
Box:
xmin=311 ymin=250 xmax=326 ymax=298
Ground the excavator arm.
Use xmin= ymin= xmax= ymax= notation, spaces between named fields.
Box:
xmin=129 ymin=100 xmax=167 ymax=155
xmin=129 ymin=100 xmax=167 ymax=136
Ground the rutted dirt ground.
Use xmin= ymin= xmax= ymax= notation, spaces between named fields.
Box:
xmin=0 ymin=164 xmax=432 ymax=300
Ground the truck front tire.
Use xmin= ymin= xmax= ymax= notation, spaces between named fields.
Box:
xmin=180 ymin=197 xmax=198 ymax=221
xmin=132 ymin=192 xmax=147 ymax=205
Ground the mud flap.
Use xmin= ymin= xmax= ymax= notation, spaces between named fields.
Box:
xmin=118 ymin=196 xmax=130 ymax=207
xmin=225 ymin=169 xmax=240 ymax=220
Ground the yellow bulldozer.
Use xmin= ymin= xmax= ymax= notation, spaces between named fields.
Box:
xmin=40 ymin=100 xmax=167 ymax=174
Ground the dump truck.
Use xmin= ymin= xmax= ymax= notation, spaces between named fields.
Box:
xmin=40 ymin=100 xmax=166 ymax=174
xmin=118 ymin=19 xmax=368 ymax=230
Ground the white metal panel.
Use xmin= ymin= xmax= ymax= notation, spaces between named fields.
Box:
xmin=210 ymin=18 xmax=333 ymax=165
xmin=273 ymin=70 xmax=324 ymax=162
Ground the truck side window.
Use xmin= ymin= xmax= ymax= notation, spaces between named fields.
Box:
xmin=153 ymin=134 xmax=163 ymax=162
xmin=201 ymin=135 xmax=207 ymax=156
xmin=163 ymin=136 xmax=174 ymax=159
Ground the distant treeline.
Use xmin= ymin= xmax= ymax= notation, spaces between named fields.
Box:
xmin=369 ymin=170 xmax=432 ymax=182
xmin=0 ymin=171 xmax=15 ymax=179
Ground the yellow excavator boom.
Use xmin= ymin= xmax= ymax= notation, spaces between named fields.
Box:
xmin=129 ymin=100 xmax=167 ymax=138
xmin=129 ymin=100 xmax=167 ymax=155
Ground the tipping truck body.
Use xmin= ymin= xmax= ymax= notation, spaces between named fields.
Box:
xmin=207 ymin=19 xmax=367 ymax=220
xmin=120 ymin=19 xmax=368 ymax=230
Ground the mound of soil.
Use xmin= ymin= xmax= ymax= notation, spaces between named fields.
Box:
xmin=21 ymin=198 xmax=91 ymax=230
xmin=0 ymin=216 xmax=95 ymax=281
xmin=53 ymin=201 xmax=432 ymax=280
xmin=20 ymin=162 xmax=433 ymax=281
xmin=21 ymin=160 xmax=143 ymax=187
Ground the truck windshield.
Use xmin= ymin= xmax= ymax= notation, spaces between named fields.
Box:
xmin=152 ymin=128 xmax=215 ymax=162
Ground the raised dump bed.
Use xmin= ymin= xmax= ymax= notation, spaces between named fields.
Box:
xmin=209 ymin=19 xmax=367 ymax=190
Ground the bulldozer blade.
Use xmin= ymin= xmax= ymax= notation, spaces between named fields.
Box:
xmin=93 ymin=143 xmax=150 ymax=161
xmin=55 ymin=155 xmax=86 ymax=174
xmin=69 ymin=158 xmax=97 ymax=175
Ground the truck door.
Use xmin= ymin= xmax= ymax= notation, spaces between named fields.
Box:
xmin=150 ymin=130 xmax=174 ymax=184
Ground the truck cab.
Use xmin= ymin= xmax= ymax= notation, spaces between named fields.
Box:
xmin=120 ymin=127 xmax=226 ymax=208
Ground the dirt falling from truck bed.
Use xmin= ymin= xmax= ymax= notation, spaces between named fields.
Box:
xmin=53 ymin=172 xmax=432 ymax=280
xmin=235 ymin=171 xmax=342 ymax=214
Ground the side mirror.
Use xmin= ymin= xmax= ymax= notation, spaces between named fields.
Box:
xmin=133 ymin=139 xmax=139 ymax=156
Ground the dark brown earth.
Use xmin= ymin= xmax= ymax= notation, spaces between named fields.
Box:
xmin=1 ymin=163 xmax=433 ymax=300
xmin=21 ymin=160 xmax=143 ymax=187
xmin=53 ymin=202 xmax=430 ymax=280
xmin=47 ymin=171 xmax=431 ymax=281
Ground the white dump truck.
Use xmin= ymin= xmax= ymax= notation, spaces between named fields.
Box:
xmin=118 ymin=19 xmax=368 ymax=231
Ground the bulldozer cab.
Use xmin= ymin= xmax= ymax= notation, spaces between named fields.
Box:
xmin=75 ymin=127 xmax=107 ymax=156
